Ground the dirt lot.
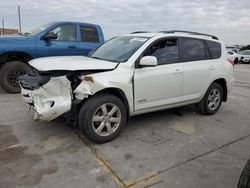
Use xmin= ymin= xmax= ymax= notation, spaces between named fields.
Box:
xmin=0 ymin=64 xmax=250 ymax=188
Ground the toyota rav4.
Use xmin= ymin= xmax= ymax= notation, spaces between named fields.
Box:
xmin=20 ymin=31 xmax=234 ymax=143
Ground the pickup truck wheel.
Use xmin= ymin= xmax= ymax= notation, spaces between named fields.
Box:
xmin=237 ymin=158 xmax=250 ymax=188
xmin=78 ymin=94 xmax=127 ymax=143
xmin=0 ymin=61 xmax=32 ymax=93
xmin=198 ymin=83 xmax=223 ymax=115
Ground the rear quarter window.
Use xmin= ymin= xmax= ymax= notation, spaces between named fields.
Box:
xmin=205 ymin=40 xmax=221 ymax=59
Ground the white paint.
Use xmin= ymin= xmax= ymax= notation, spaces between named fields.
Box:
xmin=21 ymin=76 xmax=72 ymax=121
xmin=139 ymin=56 xmax=158 ymax=67
xmin=29 ymin=56 xmax=118 ymax=71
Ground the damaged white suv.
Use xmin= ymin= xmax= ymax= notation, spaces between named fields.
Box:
xmin=20 ymin=31 xmax=234 ymax=143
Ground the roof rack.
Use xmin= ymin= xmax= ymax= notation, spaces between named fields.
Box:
xmin=130 ymin=31 xmax=150 ymax=34
xmin=160 ymin=30 xmax=219 ymax=40
xmin=130 ymin=30 xmax=219 ymax=40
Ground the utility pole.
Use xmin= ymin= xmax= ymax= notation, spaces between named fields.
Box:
xmin=18 ymin=5 xmax=22 ymax=34
xmin=1 ymin=18 xmax=4 ymax=35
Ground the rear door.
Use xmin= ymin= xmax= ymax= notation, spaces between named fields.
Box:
xmin=179 ymin=37 xmax=220 ymax=102
xmin=134 ymin=38 xmax=183 ymax=111
xmin=36 ymin=23 xmax=80 ymax=57
xmin=78 ymin=25 xmax=102 ymax=56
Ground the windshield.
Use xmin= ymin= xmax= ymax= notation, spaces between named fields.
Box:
xmin=28 ymin=22 xmax=54 ymax=36
xmin=90 ymin=36 xmax=149 ymax=62
xmin=241 ymin=50 xmax=250 ymax=55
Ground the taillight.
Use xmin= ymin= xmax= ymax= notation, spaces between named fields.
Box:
xmin=227 ymin=59 xmax=234 ymax=67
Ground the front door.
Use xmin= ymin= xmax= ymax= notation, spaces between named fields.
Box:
xmin=134 ymin=38 xmax=183 ymax=111
xmin=36 ymin=23 xmax=80 ymax=57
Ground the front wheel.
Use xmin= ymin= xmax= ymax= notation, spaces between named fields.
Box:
xmin=78 ymin=93 xmax=127 ymax=143
xmin=198 ymin=83 xmax=223 ymax=115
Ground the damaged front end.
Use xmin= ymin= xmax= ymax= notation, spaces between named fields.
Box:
xmin=20 ymin=69 xmax=113 ymax=121
xmin=20 ymin=72 xmax=73 ymax=121
xmin=19 ymin=55 xmax=120 ymax=121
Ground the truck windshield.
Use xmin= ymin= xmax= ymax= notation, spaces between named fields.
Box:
xmin=28 ymin=22 xmax=54 ymax=36
xmin=90 ymin=36 xmax=149 ymax=62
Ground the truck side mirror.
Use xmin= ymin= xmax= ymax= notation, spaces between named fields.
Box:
xmin=139 ymin=56 xmax=158 ymax=67
xmin=41 ymin=33 xmax=58 ymax=41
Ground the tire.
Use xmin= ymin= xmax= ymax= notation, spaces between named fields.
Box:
xmin=234 ymin=58 xmax=238 ymax=64
xmin=237 ymin=158 xmax=250 ymax=188
xmin=0 ymin=61 xmax=33 ymax=93
xmin=198 ymin=82 xmax=223 ymax=115
xmin=78 ymin=93 xmax=127 ymax=143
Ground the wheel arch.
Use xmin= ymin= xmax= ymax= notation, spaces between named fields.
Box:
xmin=0 ymin=51 xmax=33 ymax=65
xmin=79 ymin=87 xmax=130 ymax=121
xmin=212 ymin=78 xmax=227 ymax=102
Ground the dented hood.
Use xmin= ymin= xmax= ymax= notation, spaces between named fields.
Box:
xmin=29 ymin=56 xmax=118 ymax=71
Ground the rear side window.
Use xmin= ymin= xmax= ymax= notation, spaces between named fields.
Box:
xmin=80 ymin=25 xmax=99 ymax=42
xmin=180 ymin=38 xmax=206 ymax=62
xmin=206 ymin=40 xmax=221 ymax=59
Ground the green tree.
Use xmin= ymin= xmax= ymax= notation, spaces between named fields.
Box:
xmin=241 ymin=45 xmax=250 ymax=51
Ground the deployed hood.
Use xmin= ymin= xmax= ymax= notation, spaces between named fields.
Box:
xmin=29 ymin=56 xmax=118 ymax=71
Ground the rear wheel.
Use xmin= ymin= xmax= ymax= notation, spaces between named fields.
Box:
xmin=78 ymin=93 xmax=127 ymax=143
xmin=198 ymin=83 xmax=223 ymax=115
xmin=0 ymin=61 xmax=33 ymax=93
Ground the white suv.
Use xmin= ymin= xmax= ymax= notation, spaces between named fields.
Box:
xmin=20 ymin=31 xmax=234 ymax=143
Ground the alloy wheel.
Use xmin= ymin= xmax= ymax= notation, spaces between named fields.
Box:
xmin=207 ymin=88 xmax=221 ymax=111
xmin=92 ymin=103 xmax=121 ymax=137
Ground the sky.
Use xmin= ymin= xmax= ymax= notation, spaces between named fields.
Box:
xmin=0 ymin=0 xmax=250 ymax=45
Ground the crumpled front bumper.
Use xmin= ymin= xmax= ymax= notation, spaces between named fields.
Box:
xmin=20 ymin=76 xmax=72 ymax=121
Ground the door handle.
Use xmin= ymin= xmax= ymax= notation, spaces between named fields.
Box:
xmin=209 ymin=65 xmax=215 ymax=70
xmin=174 ymin=68 xmax=183 ymax=74
xmin=68 ymin=45 xmax=77 ymax=49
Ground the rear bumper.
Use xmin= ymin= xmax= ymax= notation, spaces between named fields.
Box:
xmin=20 ymin=76 xmax=72 ymax=121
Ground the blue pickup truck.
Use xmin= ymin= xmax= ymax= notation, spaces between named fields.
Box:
xmin=0 ymin=21 xmax=104 ymax=93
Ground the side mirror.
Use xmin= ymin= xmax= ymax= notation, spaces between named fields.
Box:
xmin=139 ymin=56 xmax=158 ymax=67
xmin=41 ymin=33 xmax=58 ymax=41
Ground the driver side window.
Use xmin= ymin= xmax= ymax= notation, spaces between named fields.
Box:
xmin=49 ymin=24 xmax=76 ymax=42
xmin=143 ymin=39 xmax=179 ymax=65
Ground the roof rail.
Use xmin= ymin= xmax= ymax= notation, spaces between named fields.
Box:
xmin=130 ymin=31 xmax=150 ymax=34
xmin=160 ymin=30 xmax=219 ymax=40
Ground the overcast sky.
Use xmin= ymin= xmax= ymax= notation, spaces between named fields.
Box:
xmin=0 ymin=0 xmax=250 ymax=45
